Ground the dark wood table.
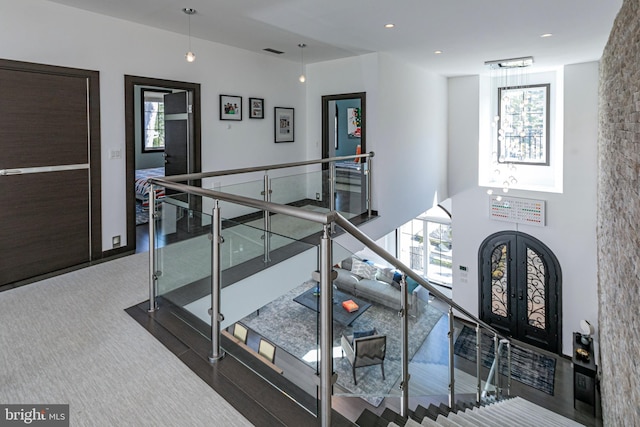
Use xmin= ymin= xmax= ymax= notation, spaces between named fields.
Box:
xmin=293 ymin=286 xmax=371 ymax=326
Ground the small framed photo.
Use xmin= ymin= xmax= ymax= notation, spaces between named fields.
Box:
xmin=249 ymin=97 xmax=264 ymax=119
xmin=220 ymin=95 xmax=242 ymax=121
xmin=274 ymin=107 xmax=294 ymax=143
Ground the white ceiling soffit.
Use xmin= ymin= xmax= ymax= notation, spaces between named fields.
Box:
xmin=44 ymin=0 xmax=623 ymax=76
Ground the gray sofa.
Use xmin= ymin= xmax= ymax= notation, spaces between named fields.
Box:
xmin=332 ymin=257 xmax=421 ymax=316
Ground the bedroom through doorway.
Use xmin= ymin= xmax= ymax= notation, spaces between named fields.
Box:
xmin=124 ymin=76 xmax=202 ymax=254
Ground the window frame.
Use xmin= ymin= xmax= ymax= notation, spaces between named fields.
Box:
xmin=140 ymin=88 xmax=171 ymax=153
xmin=497 ymin=83 xmax=550 ymax=166
xmin=396 ymin=206 xmax=452 ymax=289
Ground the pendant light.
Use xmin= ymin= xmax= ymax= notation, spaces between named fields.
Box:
xmin=183 ymin=8 xmax=197 ymax=63
xmin=298 ymin=43 xmax=306 ymax=83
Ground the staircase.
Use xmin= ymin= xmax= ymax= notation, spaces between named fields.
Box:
xmin=356 ymin=397 xmax=585 ymax=427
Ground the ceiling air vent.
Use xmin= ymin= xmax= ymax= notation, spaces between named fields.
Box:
xmin=263 ymin=48 xmax=284 ymax=55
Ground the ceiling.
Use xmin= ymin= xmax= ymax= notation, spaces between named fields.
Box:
xmin=46 ymin=0 xmax=623 ymax=77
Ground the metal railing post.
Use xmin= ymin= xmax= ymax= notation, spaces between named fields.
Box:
xmin=366 ymin=155 xmax=373 ymax=218
xmin=400 ymin=276 xmax=409 ymax=417
xmin=148 ymin=184 xmax=158 ymax=312
xmin=329 ymin=162 xmax=336 ymax=234
xmin=503 ymin=339 xmax=511 ymax=397
xmin=262 ymin=172 xmax=271 ymax=263
xmin=494 ymin=333 xmax=500 ymax=397
xmin=209 ymin=200 xmax=224 ymax=363
xmin=319 ymin=225 xmax=333 ymax=427
xmin=476 ymin=324 xmax=482 ymax=404
xmin=448 ymin=307 xmax=455 ymax=408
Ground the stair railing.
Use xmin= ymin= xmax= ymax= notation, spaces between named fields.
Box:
xmin=333 ymin=214 xmax=512 ymax=414
xmin=147 ymin=156 xmax=511 ymax=426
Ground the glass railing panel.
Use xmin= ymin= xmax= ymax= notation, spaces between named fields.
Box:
xmin=154 ymin=194 xmax=213 ymax=304
xmin=332 ymin=159 xmax=368 ymax=218
xmin=397 ymin=289 xmax=451 ymax=406
xmin=217 ymin=228 xmax=321 ymax=416
xmin=203 ymin=177 xmax=264 ymax=221
xmin=450 ymin=320 xmax=483 ymax=405
xmin=269 ymin=170 xmax=326 ymax=240
xmin=330 ymin=245 xmax=405 ymax=406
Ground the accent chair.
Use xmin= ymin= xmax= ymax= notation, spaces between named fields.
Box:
xmin=340 ymin=329 xmax=386 ymax=385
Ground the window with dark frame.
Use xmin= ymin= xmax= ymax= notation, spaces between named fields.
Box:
xmin=497 ymin=84 xmax=550 ymax=165
xmin=141 ymin=89 xmax=171 ymax=153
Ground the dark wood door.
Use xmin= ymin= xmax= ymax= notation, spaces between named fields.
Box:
xmin=162 ymin=91 xmax=201 ymax=230
xmin=0 ymin=63 xmax=100 ymax=287
xmin=479 ymin=231 xmax=561 ymax=353
xmin=164 ymin=91 xmax=192 ymax=178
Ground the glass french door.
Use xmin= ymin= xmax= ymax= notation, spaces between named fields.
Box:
xmin=479 ymin=231 xmax=561 ymax=353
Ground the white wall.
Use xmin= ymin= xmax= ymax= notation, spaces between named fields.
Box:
xmin=448 ymin=62 xmax=600 ymax=356
xmin=0 ymin=0 xmax=306 ymax=250
xmin=306 ymin=53 xmax=449 ymax=252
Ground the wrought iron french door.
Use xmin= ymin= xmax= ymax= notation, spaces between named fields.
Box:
xmin=479 ymin=231 xmax=561 ymax=353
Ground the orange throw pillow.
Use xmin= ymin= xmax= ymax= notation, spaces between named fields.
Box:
xmin=342 ymin=299 xmax=359 ymax=313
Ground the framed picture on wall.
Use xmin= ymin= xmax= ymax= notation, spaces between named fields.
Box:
xmin=347 ymin=107 xmax=361 ymax=138
xmin=220 ymin=95 xmax=242 ymax=120
xmin=274 ymin=107 xmax=294 ymax=143
xmin=249 ymin=97 xmax=264 ymax=119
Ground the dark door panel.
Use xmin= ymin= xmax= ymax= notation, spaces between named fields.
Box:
xmin=0 ymin=170 xmax=90 ymax=284
xmin=479 ymin=231 xmax=561 ymax=353
xmin=0 ymin=69 xmax=89 ymax=169
xmin=0 ymin=60 xmax=101 ymax=290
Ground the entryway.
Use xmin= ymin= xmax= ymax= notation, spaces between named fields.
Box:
xmin=124 ymin=76 xmax=202 ymax=253
xmin=478 ymin=231 xmax=561 ymax=353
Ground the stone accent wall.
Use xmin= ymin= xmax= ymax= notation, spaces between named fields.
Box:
xmin=598 ymin=0 xmax=640 ymax=424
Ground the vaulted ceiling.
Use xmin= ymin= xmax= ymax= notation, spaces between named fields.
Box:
xmin=46 ymin=0 xmax=622 ymax=76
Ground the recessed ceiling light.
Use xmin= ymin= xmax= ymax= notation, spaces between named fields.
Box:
xmin=540 ymin=33 xmax=553 ymax=38
xmin=384 ymin=23 xmax=395 ymax=29
xmin=434 ymin=50 xmax=443 ymax=55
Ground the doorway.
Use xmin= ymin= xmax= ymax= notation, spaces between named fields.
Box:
xmin=0 ymin=59 xmax=101 ymax=290
xmin=321 ymin=92 xmax=366 ymax=214
xmin=124 ymin=76 xmax=201 ymax=253
xmin=479 ymin=231 xmax=561 ymax=353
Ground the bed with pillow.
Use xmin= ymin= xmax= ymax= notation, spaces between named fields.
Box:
xmin=333 ymin=257 xmax=422 ymax=316
xmin=135 ymin=167 xmax=166 ymax=208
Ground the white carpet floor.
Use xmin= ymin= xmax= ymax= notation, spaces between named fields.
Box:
xmin=0 ymin=253 xmax=252 ymax=427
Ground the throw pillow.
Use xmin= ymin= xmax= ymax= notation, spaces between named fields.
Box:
xmin=406 ymin=276 xmax=421 ymax=294
xmin=378 ymin=268 xmax=396 ymax=284
xmin=353 ymin=329 xmax=376 ymax=339
xmin=351 ymin=259 xmax=377 ymax=280
xmin=341 ymin=257 xmax=353 ymax=271
xmin=393 ymin=271 xmax=404 ymax=284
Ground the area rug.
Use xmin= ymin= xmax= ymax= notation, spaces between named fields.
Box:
xmin=241 ymin=281 xmax=444 ymax=406
xmin=453 ymin=325 xmax=556 ymax=395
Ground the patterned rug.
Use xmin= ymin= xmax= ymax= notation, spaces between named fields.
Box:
xmin=454 ymin=325 xmax=556 ymax=395
xmin=241 ymin=281 xmax=444 ymax=406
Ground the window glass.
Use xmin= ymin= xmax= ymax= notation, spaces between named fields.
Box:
xmin=497 ymin=84 xmax=550 ymax=165
xmin=142 ymin=89 xmax=168 ymax=152
xmin=397 ymin=206 xmax=452 ymax=288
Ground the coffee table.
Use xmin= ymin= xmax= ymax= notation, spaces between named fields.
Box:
xmin=293 ymin=286 xmax=372 ymax=326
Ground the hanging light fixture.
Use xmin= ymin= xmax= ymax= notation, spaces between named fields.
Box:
xmin=183 ymin=8 xmax=197 ymax=63
xmin=298 ymin=43 xmax=306 ymax=83
xmin=485 ymin=56 xmax=533 ymax=196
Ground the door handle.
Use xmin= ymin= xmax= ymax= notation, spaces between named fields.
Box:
xmin=0 ymin=169 xmax=22 ymax=176
xmin=518 ymin=290 xmax=524 ymax=300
